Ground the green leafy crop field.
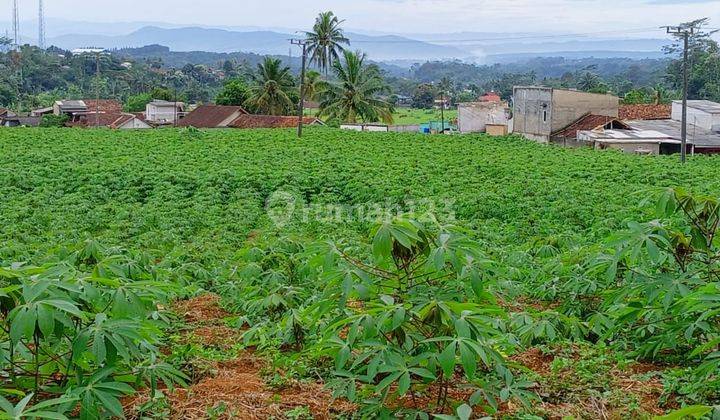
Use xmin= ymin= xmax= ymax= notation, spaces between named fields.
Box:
xmin=0 ymin=127 xmax=718 ymax=418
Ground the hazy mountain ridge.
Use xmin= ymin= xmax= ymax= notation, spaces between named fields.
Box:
xmin=1 ymin=19 xmax=675 ymax=64
xmin=42 ymin=26 xmax=470 ymax=61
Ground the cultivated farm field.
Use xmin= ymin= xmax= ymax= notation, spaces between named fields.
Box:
xmin=0 ymin=127 xmax=718 ymax=419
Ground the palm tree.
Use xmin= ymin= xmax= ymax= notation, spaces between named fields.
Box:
xmin=318 ymin=51 xmax=394 ymax=124
xmin=305 ymin=11 xmax=350 ymax=74
xmin=245 ymin=57 xmax=296 ymax=115
xmin=303 ymin=70 xmax=322 ymax=115
xmin=577 ymin=71 xmax=601 ymax=92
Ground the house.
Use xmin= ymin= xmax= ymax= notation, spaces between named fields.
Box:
xmin=177 ymin=105 xmax=248 ymax=128
xmin=145 ymin=100 xmax=186 ymax=125
xmin=625 ymin=118 xmax=720 ymax=154
xmin=53 ymin=100 xmax=88 ymax=120
xmin=229 ymin=115 xmax=323 ymax=129
xmin=70 ymin=111 xmax=151 ymax=129
xmin=53 ymin=99 xmax=123 ymax=123
xmin=30 ymin=107 xmax=54 ymax=117
xmin=0 ymin=108 xmax=14 ymax=119
xmin=578 ymin=127 xmax=686 ymax=155
xmin=109 ymin=114 xmax=152 ymax=129
xmin=457 ymin=101 xmax=510 ymax=134
xmin=673 ymin=100 xmax=720 ymax=131
xmin=1 ymin=116 xmax=41 ymax=127
xmin=434 ymin=98 xmax=451 ymax=110
xmin=479 ymin=91 xmax=502 ymax=103
xmin=551 ymin=114 xmax=630 ymax=147
xmin=513 ymin=86 xmax=619 ymax=143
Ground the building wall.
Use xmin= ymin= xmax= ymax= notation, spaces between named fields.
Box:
xmin=457 ymin=102 xmax=509 ymax=133
xmin=340 ymin=124 xmax=389 ymax=132
xmin=594 ymin=141 xmax=660 ymax=155
xmin=672 ymin=102 xmax=720 ymax=131
xmin=118 ymin=118 xmax=151 ymax=129
xmin=512 ymin=87 xmax=553 ymax=143
xmin=389 ymin=125 xmax=420 ymax=133
xmin=551 ymin=90 xmax=619 ymax=131
xmin=146 ymin=104 xmax=179 ymax=124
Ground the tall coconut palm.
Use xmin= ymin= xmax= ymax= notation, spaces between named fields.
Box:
xmin=318 ymin=51 xmax=394 ymax=124
xmin=245 ymin=57 xmax=296 ymax=115
xmin=305 ymin=11 xmax=350 ymax=74
xmin=303 ymin=70 xmax=323 ymax=115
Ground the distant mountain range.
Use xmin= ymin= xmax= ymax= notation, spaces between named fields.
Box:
xmin=1 ymin=18 xmax=676 ymax=64
xmin=42 ymin=26 xmax=471 ymax=62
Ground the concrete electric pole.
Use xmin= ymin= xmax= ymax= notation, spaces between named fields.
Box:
xmin=665 ymin=24 xmax=697 ymax=163
xmin=290 ymin=39 xmax=308 ymax=138
xmin=38 ymin=0 xmax=46 ymax=50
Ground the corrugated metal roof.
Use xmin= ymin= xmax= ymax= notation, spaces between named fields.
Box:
xmin=675 ymin=100 xmax=720 ymax=114
xmin=552 ymin=114 xmax=628 ymax=139
xmin=627 ymin=119 xmax=720 ymax=148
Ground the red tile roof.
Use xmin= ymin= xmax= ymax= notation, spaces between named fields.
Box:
xmin=479 ymin=92 xmax=501 ymax=102
xmin=552 ymin=114 xmax=630 ymax=139
xmin=81 ymin=99 xmax=123 ymax=114
xmin=228 ymin=115 xmax=323 ymax=129
xmin=178 ymin=105 xmax=248 ymax=128
xmin=619 ymin=104 xmax=671 ymax=120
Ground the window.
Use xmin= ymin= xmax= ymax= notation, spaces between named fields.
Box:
xmin=543 ymin=110 xmax=548 ymax=122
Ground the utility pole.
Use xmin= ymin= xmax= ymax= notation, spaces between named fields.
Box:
xmin=665 ymin=24 xmax=697 ymax=163
xmin=11 ymin=0 xmax=19 ymax=49
xmin=440 ymin=91 xmax=445 ymax=133
xmin=38 ymin=0 xmax=46 ymax=50
xmin=291 ymin=39 xmax=308 ymax=138
xmin=95 ymin=52 xmax=101 ymax=128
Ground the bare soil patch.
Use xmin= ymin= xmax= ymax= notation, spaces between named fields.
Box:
xmin=125 ymin=294 xmax=354 ymax=419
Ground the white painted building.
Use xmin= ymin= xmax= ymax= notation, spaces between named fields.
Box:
xmin=111 ymin=114 xmax=152 ymax=129
xmin=145 ymin=100 xmax=185 ymax=125
xmin=672 ymin=100 xmax=720 ymax=132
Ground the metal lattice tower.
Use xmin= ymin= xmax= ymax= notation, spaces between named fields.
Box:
xmin=12 ymin=0 xmax=19 ymax=47
xmin=38 ymin=0 xmax=46 ymax=49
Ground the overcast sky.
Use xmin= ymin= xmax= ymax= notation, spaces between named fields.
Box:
xmin=4 ymin=0 xmax=720 ymax=35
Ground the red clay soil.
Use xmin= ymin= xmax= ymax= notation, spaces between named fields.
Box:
xmin=508 ymin=347 xmax=668 ymax=419
xmin=174 ymin=294 xmax=231 ymax=324
xmin=124 ymin=294 xmax=354 ymax=419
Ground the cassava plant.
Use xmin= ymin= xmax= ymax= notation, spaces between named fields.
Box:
xmin=0 ymin=239 xmax=187 ymax=419
xmin=587 ymin=188 xmax=720 ymax=395
xmin=314 ymin=214 xmax=533 ymax=415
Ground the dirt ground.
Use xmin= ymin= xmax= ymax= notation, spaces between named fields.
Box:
xmin=125 ymin=294 xmax=672 ymax=419
xmin=124 ymin=294 xmax=354 ymax=419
